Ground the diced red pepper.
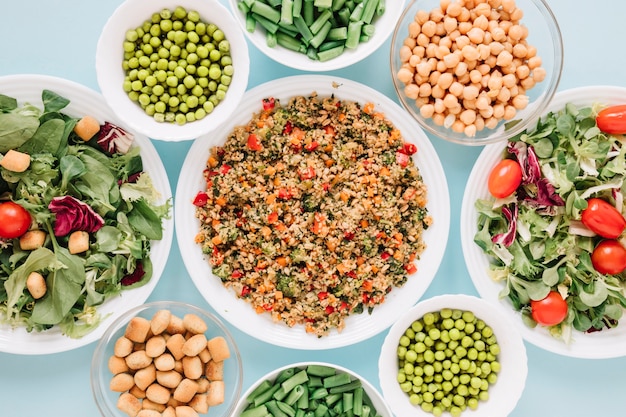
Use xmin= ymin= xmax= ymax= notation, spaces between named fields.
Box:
xmin=323 ymin=125 xmax=336 ymax=137
xmin=299 ymin=166 xmax=316 ymax=180
xmin=278 ymin=188 xmax=293 ymax=200
xmin=343 ymin=231 xmax=355 ymax=241
xmin=247 ymin=133 xmax=263 ymax=151
xmin=396 ymin=151 xmax=410 ymax=168
xmin=231 ymin=270 xmax=243 ymax=279
xmin=325 ymin=306 xmax=335 ymax=314
xmin=263 ymin=303 xmax=274 ymax=311
xmin=338 ymin=301 xmax=349 ymax=311
xmin=346 ymin=271 xmax=357 ymax=279
xmin=262 ymin=97 xmax=275 ymax=111
xmin=192 ymin=191 xmax=209 ymax=206
xmin=322 ymin=182 xmax=331 ymax=192
xmin=405 ymin=263 xmax=418 ymax=275
xmin=381 ymin=252 xmax=391 ymax=261
xmin=241 ymin=285 xmax=251 ymax=297
xmin=283 ymin=121 xmax=293 ymax=135
xmin=219 ymin=164 xmax=231 ymax=174
xmin=402 ymin=143 xmax=418 ymax=155
xmin=317 ymin=291 xmax=329 ymax=300
xmin=304 ymin=141 xmax=319 ymax=152
xmin=267 ymin=211 xmax=279 ymax=224
xmin=207 ymin=170 xmax=219 ymax=177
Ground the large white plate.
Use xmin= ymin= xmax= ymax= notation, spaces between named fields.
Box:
xmin=0 ymin=74 xmax=174 ymax=355
xmin=175 ymin=74 xmax=450 ymax=349
xmin=461 ymin=85 xmax=626 ymax=359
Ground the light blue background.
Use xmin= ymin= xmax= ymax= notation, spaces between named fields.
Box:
xmin=1 ymin=1 xmax=626 ymax=416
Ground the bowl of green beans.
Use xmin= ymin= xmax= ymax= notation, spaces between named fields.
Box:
xmin=96 ymin=0 xmax=250 ymax=142
xmin=378 ymin=294 xmax=527 ymax=417
xmin=229 ymin=0 xmax=407 ymax=71
xmin=234 ymin=362 xmax=394 ymax=417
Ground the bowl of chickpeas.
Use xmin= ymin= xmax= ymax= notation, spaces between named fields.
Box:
xmin=378 ymin=294 xmax=527 ymax=417
xmin=91 ymin=301 xmax=243 ymax=417
xmin=390 ymin=0 xmax=563 ymax=145
xmin=96 ymin=0 xmax=250 ymax=142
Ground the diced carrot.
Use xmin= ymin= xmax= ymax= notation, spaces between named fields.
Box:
xmin=371 ymin=265 xmax=379 ymax=274
xmin=338 ymin=113 xmax=346 ymax=122
xmin=360 ymin=219 xmax=369 ymax=228
xmin=394 ymin=232 xmax=403 ymax=242
xmin=194 ymin=233 xmax=205 ymax=243
xmin=208 ymin=155 xmax=219 ymax=168
xmin=274 ymin=291 xmax=283 ymax=300
xmin=276 ymin=256 xmax=288 ymax=267
xmin=256 ymin=259 xmax=268 ymax=269
xmin=311 ymin=213 xmax=325 ymax=235
xmin=356 ymin=256 xmax=365 ymax=266
xmin=215 ymin=196 xmax=227 ymax=206
xmin=367 ymin=187 xmax=375 ymax=198
xmin=363 ymin=102 xmax=375 ymax=114
xmin=326 ymin=239 xmax=337 ymax=252
xmin=339 ymin=191 xmax=350 ymax=203
xmin=211 ymin=219 xmax=221 ymax=228
xmin=380 ymin=166 xmax=390 ymax=176
xmin=267 ymin=211 xmax=279 ymax=224
xmin=265 ymin=166 xmax=276 ymax=176
xmin=266 ymin=193 xmax=277 ymax=205
xmin=362 ymin=280 xmax=374 ymax=292
xmin=393 ymin=250 xmax=404 ymax=261
xmin=275 ymin=223 xmax=287 ymax=232
xmin=325 ymin=159 xmax=335 ymax=167
xmin=211 ymin=235 xmax=222 ymax=245
xmin=260 ymin=226 xmax=272 ymax=238
xmin=390 ymin=129 xmax=402 ymax=141
xmin=255 ymin=305 xmax=265 ymax=314
xmin=73 ymin=116 xmax=101 ymax=141
xmin=373 ymin=196 xmax=382 ymax=205
xmin=336 ymin=263 xmax=349 ymax=275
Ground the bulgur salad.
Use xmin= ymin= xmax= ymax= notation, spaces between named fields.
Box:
xmin=193 ymin=93 xmax=432 ymax=336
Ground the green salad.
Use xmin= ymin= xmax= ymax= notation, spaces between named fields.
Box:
xmin=474 ymin=102 xmax=626 ymax=342
xmin=0 ymin=89 xmax=170 ymax=338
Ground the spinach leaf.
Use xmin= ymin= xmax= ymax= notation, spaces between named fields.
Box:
xmin=59 ymin=154 xmax=86 ymax=192
xmin=0 ymin=94 xmax=17 ymax=111
xmin=127 ymin=198 xmax=163 ymax=240
xmin=0 ymin=113 xmax=39 ymax=152
xmin=42 ymin=89 xmax=70 ymax=113
xmin=18 ymin=118 xmax=65 ymax=155
xmin=31 ymin=247 xmax=85 ymax=325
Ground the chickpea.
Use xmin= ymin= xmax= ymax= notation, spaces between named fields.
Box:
xmin=422 ymin=20 xmax=437 ymax=37
xmin=533 ymin=67 xmax=547 ymax=82
xmin=400 ymin=45 xmax=412 ymax=62
xmin=408 ymin=21 xmax=421 ymax=38
xmin=420 ymin=103 xmax=436 ymax=118
xmin=405 ymin=84 xmax=420 ymax=100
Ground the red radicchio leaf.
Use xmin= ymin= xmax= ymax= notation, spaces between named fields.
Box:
xmin=97 ymin=121 xmax=134 ymax=154
xmin=121 ymin=261 xmax=145 ymax=286
xmin=507 ymin=141 xmax=564 ymax=208
xmin=48 ymin=196 xmax=105 ymax=237
xmin=492 ymin=204 xmax=518 ymax=247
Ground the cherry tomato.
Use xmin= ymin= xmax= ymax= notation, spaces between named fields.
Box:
xmin=530 ymin=291 xmax=568 ymax=326
xmin=487 ymin=159 xmax=523 ymax=198
xmin=581 ymin=198 xmax=626 ymax=239
xmin=395 ymin=151 xmax=410 ymax=168
xmin=596 ymin=104 xmax=626 ymax=134
xmin=0 ymin=201 xmax=31 ymax=239
xmin=591 ymin=239 xmax=626 ymax=275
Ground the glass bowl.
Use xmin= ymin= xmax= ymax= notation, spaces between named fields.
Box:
xmin=233 ymin=361 xmax=394 ymax=417
xmin=96 ymin=0 xmax=250 ymax=142
xmin=91 ymin=301 xmax=243 ymax=417
xmin=390 ymin=0 xmax=563 ymax=145
xmin=228 ymin=0 xmax=407 ymax=71
xmin=378 ymin=294 xmax=527 ymax=417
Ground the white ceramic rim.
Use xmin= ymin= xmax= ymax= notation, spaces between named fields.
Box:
xmin=96 ymin=0 xmax=250 ymax=142
xmin=0 ymin=74 xmax=174 ymax=355
xmin=228 ymin=0 xmax=408 ymax=71
xmin=378 ymin=294 xmax=528 ymax=417
xmin=234 ymin=361 xmax=393 ymax=417
xmin=175 ymin=74 xmax=450 ymax=350
xmin=461 ymin=85 xmax=626 ymax=359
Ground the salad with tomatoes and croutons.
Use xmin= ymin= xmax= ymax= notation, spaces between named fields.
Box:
xmin=0 ymin=89 xmax=170 ymax=338
xmin=475 ymin=102 xmax=626 ymax=342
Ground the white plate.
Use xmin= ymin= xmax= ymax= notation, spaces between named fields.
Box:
xmin=378 ymin=294 xmax=527 ymax=417
xmin=175 ymin=74 xmax=450 ymax=349
xmin=0 ymin=74 xmax=174 ymax=355
xmin=461 ymin=85 xmax=626 ymax=359
xmin=228 ymin=0 xmax=407 ymax=72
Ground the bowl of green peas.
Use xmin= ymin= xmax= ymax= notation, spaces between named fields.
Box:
xmin=96 ymin=0 xmax=250 ymax=141
xmin=234 ymin=362 xmax=394 ymax=417
xmin=378 ymin=294 xmax=527 ymax=417
xmin=229 ymin=0 xmax=407 ymax=71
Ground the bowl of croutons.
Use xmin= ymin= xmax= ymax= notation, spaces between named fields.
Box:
xmin=90 ymin=300 xmax=243 ymax=417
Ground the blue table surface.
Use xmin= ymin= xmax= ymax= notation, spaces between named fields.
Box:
xmin=2 ymin=1 xmax=626 ymax=416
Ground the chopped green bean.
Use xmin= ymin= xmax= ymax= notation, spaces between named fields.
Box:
xmin=238 ymin=0 xmax=386 ymax=62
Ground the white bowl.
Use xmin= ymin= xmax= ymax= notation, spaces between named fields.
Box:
xmin=461 ymin=85 xmax=626 ymax=359
xmin=0 ymin=74 xmax=173 ymax=355
xmin=91 ymin=301 xmax=243 ymax=417
xmin=378 ymin=294 xmax=527 ymax=417
xmin=390 ymin=0 xmax=563 ymax=145
xmin=175 ymin=74 xmax=450 ymax=350
xmin=228 ymin=0 xmax=407 ymax=71
xmin=233 ymin=362 xmax=393 ymax=417
xmin=96 ymin=0 xmax=250 ymax=141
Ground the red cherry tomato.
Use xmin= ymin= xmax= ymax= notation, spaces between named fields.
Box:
xmin=581 ymin=198 xmax=626 ymax=239
xmin=591 ymin=239 xmax=626 ymax=275
xmin=0 ymin=201 xmax=31 ymax=239
xmin=247 ymin=133 xmax=263 ymax=151
xmin=596 ymin=104 xmax=626 ymax=134
xmin=530 ymin=291 xmax=568 ymax=326
xmin=487 ymin=159 xmax=523 ymax=199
